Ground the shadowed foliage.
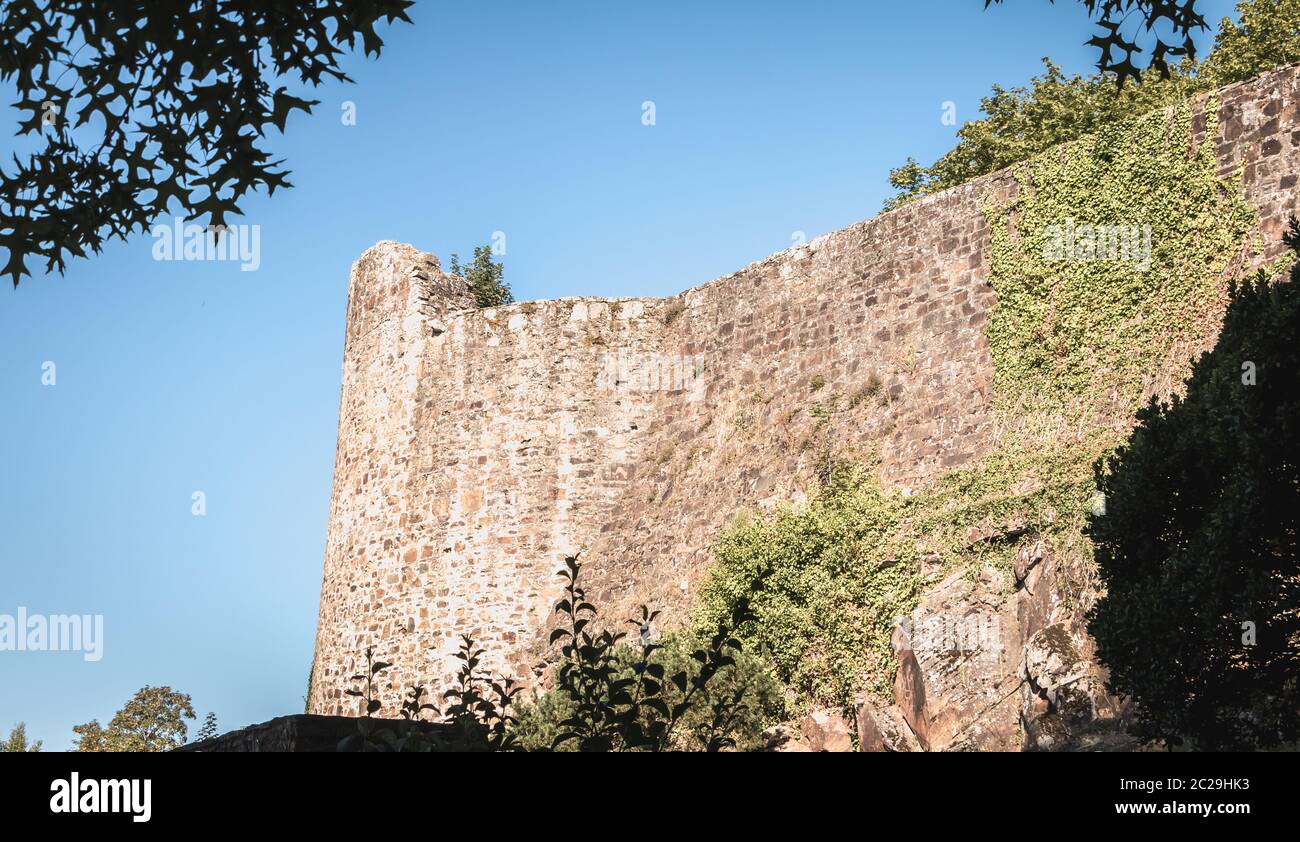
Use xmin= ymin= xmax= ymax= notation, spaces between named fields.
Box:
xmin=339 ymin=556 xmax=776 ymax=751
xmin=1087 ymin=221 xmax=1300 ymax=750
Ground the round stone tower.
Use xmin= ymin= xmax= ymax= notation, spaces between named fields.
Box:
xmin=308 ymin=241 xmax=473 ymax=715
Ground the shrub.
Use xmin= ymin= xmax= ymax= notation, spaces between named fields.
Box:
xmin=512 ymin=634 xmax=784 ymax=752
xmin=340 ymin=556 xmax=777 ymax=751
xmin=338 ymin=636 xmax=519 ymax=752
xmin=542 ymin=557 xmax=765 ymax=751
xmin=693 ymin=462 xmax=920 ymax=711
xmin=1087 ymin=222 xmax=1300 ymax=750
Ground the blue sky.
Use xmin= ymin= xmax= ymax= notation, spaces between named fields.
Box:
xmin=0 ymin=0 xmax=1239 ymax=748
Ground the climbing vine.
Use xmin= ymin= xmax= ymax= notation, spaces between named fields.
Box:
xmin=693 ymin=92 xmax=1264 ymax=715
xmin=984 ymin=95 xmax=1256 ymax=418
xmin=692 ymin=438 xmax=1108 ymax=712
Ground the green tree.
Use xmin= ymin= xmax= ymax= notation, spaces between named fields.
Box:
xmin=1087 ymin=222 xmax=1300 ymax=750
xmin=194 ymin=712 xmax=219 ymax=743
xmin=1202 ymin=0 xmax=1300 ymax=85
xmin=0 ymin=1 xmax=413 ymax=285
xmin=886 ymin=57 xmax=1202 ymax=209
xmin=888 ymin=0 xmax=1300 ymax=209
xmin=73 ymin=686 xmax=196 ymax=752
xmin=450 ymin=245 xmax=513 ymax=309
xmin=1 ymin=722 xmax=42 ymax=752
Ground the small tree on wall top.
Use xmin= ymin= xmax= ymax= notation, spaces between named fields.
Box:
xmin=450 ymin=245 xmax=513 ymax=309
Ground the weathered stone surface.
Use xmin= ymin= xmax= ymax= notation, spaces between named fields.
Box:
xmin=308 ymin=66 xmax=1300 ymax=738
xmin=897 ymin=561 xmax=1023 ymax=752
xmin=1022 ymin=711 xmax=1073 ymax=752
xmin=763 ymin=725 xmax=811 ymax=752
xmin=800 ymin=709 xmax=854 ymax=752
xmin=1019 ymin=623 xmax=1100 ymax=750
xmin=893 ymin=647 xmax=931 ymax=751
xmin=1013 ymin=538 xmax=1046 ymax=586
xmin=890 ymin=537 xmax=1126 ymax=751
xmin=1023 ymin=624 xmax=1091 ymax=711
xmin=855 ymin=698 xmax=922 ymax=752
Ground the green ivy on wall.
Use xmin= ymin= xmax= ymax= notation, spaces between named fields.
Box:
xmin=692 ymin=438 xmax=1107 ymax=712
xmin=984 ymin=95 xmax=1256 ymax=417
xmin=692 ymin=461 xmax=919 ymax=709
xmin=692 ymin=94 xmax=1262 ymax=714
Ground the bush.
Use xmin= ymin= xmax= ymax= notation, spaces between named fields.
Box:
xmin=1087 ymin=221 xmax=1300 ymax=750
xmin=693 ymin=463 xmax=920 ymax=711
xmin=340 ymin=556 xmax=779 ymax=751
xmin=512 ymin=634 xmax=784 ymax=752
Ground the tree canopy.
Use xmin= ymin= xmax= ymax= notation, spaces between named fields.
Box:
xmin=1 ymin=722 xmax=42 ymax=752
xmin=73 ymin=685 xmax=196 ymax=752
xmin=889 ymin=0 xmax=1300 ymax=210
xmin=0 ymin=0 xmax=412 ymax=286
xmin=1202 ymin=0 xmax=1300 ymax=84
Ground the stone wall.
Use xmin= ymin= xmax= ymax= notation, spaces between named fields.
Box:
xmin=309 ymin=65 xmax=1300 ymax=733
xmin=176 ymin=715 xmax=452 ymax=752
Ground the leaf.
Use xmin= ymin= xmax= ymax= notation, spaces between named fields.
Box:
xmin=643 ymin=698 xmax=670 ymax=718
xmin=269 ymin=88 xmax=318 ymax=132
xmin=0 ymin=3 xmax=412 ymax=287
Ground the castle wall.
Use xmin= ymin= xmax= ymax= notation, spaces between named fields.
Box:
xmin=309 ymin=65 xmax=1300 ymax=716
